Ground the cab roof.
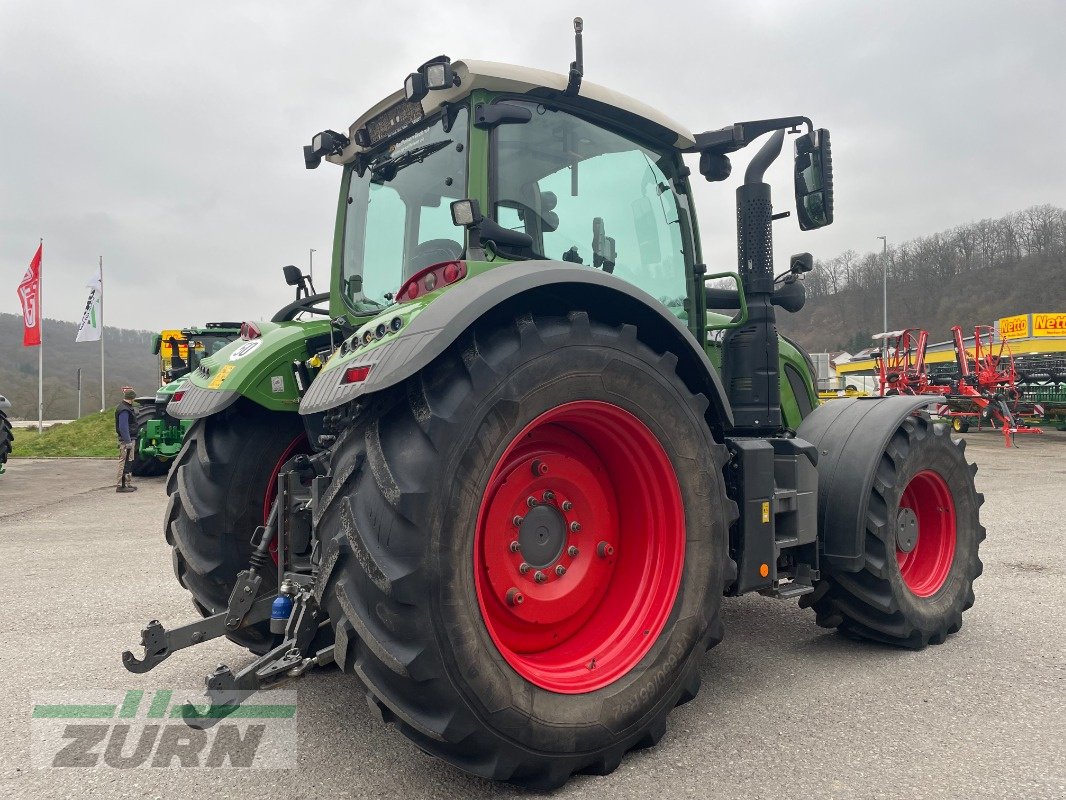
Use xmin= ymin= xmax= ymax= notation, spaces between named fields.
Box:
xmin=329 ymin=58 xmax=696 ymax=165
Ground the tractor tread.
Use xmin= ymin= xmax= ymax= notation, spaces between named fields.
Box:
xmin=805 ymin=415 xmax=983 ymax=649
xmin=317 ymin=312 xmax=734 ymax=789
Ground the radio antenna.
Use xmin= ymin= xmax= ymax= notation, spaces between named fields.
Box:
xmin=564 ymin=17 xmax=584 ymax=96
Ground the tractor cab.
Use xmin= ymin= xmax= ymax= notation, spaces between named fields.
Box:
xmin=305 ymin=56 xmax=831 ymax=351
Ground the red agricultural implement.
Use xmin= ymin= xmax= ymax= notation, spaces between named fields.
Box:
xmin=943 ymin=325 xmax=1042 ymax=446
xmin=876 ymin=325 xmax=1042 ymax=446
xmin=875 ymin=329 xmax=945 ymax=396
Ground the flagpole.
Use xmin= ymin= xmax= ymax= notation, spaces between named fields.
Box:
xmin=37 ymin=238 xmax=44 ymax=434
xmin=99 ymin=256 xmax=105 ymax=412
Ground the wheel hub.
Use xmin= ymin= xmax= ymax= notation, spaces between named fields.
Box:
xmin=517 ymin=504 xmax=567 ymax=568
xmin=895 ymin=507 xmax=919 ymax=553
xmin=473 ymin=400 xmax=685 ymax=693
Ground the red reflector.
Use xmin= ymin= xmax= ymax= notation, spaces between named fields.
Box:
xmin=342 ymin=365 xmax=372 ymax=384
xmin=172 ymin=390 xmax=186 ymax=402
xmin=240 ymin=321 xmax=261 ymax=340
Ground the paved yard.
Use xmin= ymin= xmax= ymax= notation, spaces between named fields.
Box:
xmin=0 ymin=431 xmax=1063 ymax=799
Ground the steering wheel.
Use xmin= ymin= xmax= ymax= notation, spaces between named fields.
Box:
xmin=406 ymin=239 xmax=463 ymax=274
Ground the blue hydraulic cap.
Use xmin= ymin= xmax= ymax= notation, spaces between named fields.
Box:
xmin=270 ymin=594 xmax=294 ymax=635
xmin=271 ymin=594 xmax=293 ymax=620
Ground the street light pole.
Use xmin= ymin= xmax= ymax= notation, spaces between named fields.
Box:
xmin=877 ymin=235 xmax=888 ymax=364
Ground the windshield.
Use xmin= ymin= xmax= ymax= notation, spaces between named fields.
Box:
xmin=342 ymin=107 xmax=468 ymax=310
xmin=492 ymin=101 xmax=689 ymax=317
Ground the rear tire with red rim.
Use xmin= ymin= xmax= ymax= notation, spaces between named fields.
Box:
xmin=165 ymin=401 xmax=312 ymax=654
xmin=317 ymin=312 xmax=734 ymax=789
xmin=801 ymin=415 xmax=984 ymax=648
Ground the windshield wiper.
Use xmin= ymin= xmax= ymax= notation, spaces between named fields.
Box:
xmin=371 ymin=140 xmax=452 ymax=181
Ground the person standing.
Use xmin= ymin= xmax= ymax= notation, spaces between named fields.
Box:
xmin=116 ymin=387 xmax=138 ymax=492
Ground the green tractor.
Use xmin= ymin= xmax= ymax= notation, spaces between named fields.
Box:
xmin=128 ymin=323 xmax=244 ymax=476
xmin=0 ymin=394 xmax=12 ymax=475
xmin=125 ymin=27 xmax=983 ymax=790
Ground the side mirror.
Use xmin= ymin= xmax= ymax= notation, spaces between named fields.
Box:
xmin=282 ymin=265 xmax=303 ymax=286
xmin=794 ymin=128 xmax=834 ymax=230
xmin=150 ymin=334 xmax=161 ymax=356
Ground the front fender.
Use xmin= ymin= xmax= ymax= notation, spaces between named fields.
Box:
xmin=300 ymin=260 xmax=733 ymax=430
xmin=797 ymin=395 xmax=933 ymax=571
xmin=168 ymin=319 xmax=331 ymax=419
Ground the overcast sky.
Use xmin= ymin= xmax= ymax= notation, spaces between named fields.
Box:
xmin=2 ymin=1 xmax=1064 ymax=332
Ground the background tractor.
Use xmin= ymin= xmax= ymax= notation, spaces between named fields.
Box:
xmin=128 ymin=322 xmax=243 ymax=476
xmin=127 ymin=26 xmax=984 ymax=790
xmin=0 ymin=394 xmax=12 ymax=475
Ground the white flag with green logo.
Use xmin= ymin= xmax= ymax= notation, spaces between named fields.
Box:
xmin=75 ymin=266 xmax=102 ymax=342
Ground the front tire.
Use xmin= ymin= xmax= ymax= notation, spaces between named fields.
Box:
xmin=801 ymin=415 xmax=983 ymax=648
xmin=130 ymin=404 xmax=169 ymax=477
xmin=165 ymin=401 xmax=310 ymax=654
xmin=317 ymin=312 xmax=734 ymax=789
xmin=0 ymin=409 xmax=12 ymax=469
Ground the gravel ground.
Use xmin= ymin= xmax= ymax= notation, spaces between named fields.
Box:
xmin=0 ymin=430 xmax=1063 ymax=799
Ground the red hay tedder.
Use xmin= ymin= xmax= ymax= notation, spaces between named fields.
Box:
xmin=876 ymin=325 xmax=1042 ymax=446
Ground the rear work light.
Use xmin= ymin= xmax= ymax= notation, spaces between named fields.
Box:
xmin=341 ymin=365 xmax=372 ymax=384
xmin=240 ymin=321 xmax=262 ymax=340
xmin=396 ymin=261 xmax=466 ymax=303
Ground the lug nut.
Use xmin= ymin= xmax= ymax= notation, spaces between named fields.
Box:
xmin=534 ymin=571 xmax=547 ymax=583
xmin=509 ymin=541 xmax=521 ymax=552
xmin=570 ymin=521 xmax=581 ymax=533
xmin=568 ymin=545 xmax=579 ymax=557
xmin=513 ymin=515 xmax=524 ymax=527
xmin=597 ymin=541 xmax=615 ymax=558
xmin=562 ymin=501 xmax=573 ymax=511
xmin=506 ymin=588 xmax=524 ymax=606
xmin=519 ymin=562 xmax=531 ymax=574
xmin=543 ymin=490 xmax=555 ymax=502
xmin=555 ymin=565 xmax=566 ymax=576
xmin=527 ymin=496 xmax=538 ymax=508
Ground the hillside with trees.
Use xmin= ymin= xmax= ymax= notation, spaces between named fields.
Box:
xmin=0 ymin=313 xmax=158 ymax=419
xmin=778 ymin=204 xmax=1066 ymax=353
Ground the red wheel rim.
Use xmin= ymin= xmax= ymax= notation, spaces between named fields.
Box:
xmin=896 ymin=470 xmax=956 ymax=597
xmin=474 ymin=401 xmax=685 ymax=694
xmin=264 ymin=433 xmax=309 ymax=565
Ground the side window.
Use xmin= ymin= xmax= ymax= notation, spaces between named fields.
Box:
xmin=494 ymin=103 xmax=688 ymax=315
xmin=358 ymin=185 xmax=405 ymax=302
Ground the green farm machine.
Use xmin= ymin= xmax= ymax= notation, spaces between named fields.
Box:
xmin=128 ymin=323 xmax=243 ymax=476
xmin=124 ymin=24 xmax=984 ymax=789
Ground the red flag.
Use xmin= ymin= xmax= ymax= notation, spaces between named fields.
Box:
xmin=18 ymin=243 xmax=42 ymax=346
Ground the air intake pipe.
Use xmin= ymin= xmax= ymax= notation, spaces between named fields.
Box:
xmin=722 ymin=129 xmax=785 ymax=432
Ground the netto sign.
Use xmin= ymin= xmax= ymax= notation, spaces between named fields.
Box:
xmin=1033 ymin=313 xmax=1066 ymax=337
xmin=998 ymin=314 xmax=1029 ymax=340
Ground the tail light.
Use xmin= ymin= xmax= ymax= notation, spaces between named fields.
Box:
xmin=341 ymin=365 xmax=372 ymax=384
xmin=172 ymin=390 xmax=186 ymax=402
xmin=396 ymin=261 xmax=467 ymax=303
xmin=240 ymin=321 xmax=262 ymax=340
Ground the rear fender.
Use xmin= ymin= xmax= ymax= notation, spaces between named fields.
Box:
xmin=168 ymin=320 xmax=332 ymax=419
xmin=797 ymin=395 xmax=932 ymax=571
xmin=299 ymin=260 xmax=734 ymax=433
